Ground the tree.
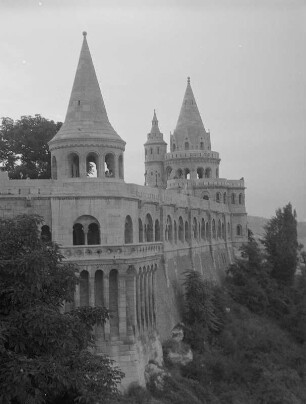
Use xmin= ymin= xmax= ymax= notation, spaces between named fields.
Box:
xmin=0 ymin=115 xmax=62 ymax=179
xmin=262 ymin=203 xmax=299 ymax=285
xmin=0 ymin=214 xmax=123 ymax=404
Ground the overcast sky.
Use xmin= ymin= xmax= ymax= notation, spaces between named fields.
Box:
xmin=0 ymin=0 xmax=305 ymax=220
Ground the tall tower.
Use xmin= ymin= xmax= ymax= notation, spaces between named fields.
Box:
xmin=144 ymin=110 xmax=167 ymax=188
xmin=49 ymin=32 xmax=126 ymax=181
xmin=165 ymin=77 xmax=220 ymax=186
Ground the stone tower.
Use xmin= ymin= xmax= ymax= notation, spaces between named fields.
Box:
xmin=49 ymin=32 xmax=126 ymax=181
xmin=144 ymin=110 xmax=167 ymax=188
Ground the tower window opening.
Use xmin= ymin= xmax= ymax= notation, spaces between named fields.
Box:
xmin=86 ymin=152 xmax=99 ymax=178
xmin=145 ymin=214 xmax=153 ymax=242
xmin=87 ymin=222 xmax=100 ymax=245
xmin=139 ymin=218 xmax=143 ymax=243
xmin=176 ymin=168 xmax=183 ymax=179
xmin=197 ymin=167 xmax=204 ymax=179
xmin=216 ymin=192 xmax=221 ymax=203
xmin=68 ymin=153 xmax=80 ymax=178
xmin=185 ymin=221 xmax=189 ymax=241
xmin=166 ymin=166 xmax=172 ymax=180
xmin=78 ymin=100 xmax=81 ymax=106
xmin=216 ymin=168 xmax=219 ymax=178
xmin=178 ymin=217 xmax=184 ymax=242
xmin=223 ymin=192 xmax=227 ymax=204
xmin=155 ymin=220 xmax=160 ymax=241
xmin=202 ymin=191 xmax=209 ymax=200
xmin=124 ymin=215 xmax=133 ymax=244
xmin=239 ymin=193 xmax=243 ymax=205
xmin=41 ymin=225 xmax=51 ymax=242
xmin=236 ymin=224 xmax=242 ymax=236
xmin=185 ymin=141 xmax=189 ymax=150
xmin=204 ymin=167 xmax=211 ymax=178
xmin=184 ymin=168 xmax=190 ymax=180
xmin=200 ymin=141 xmax=204 ymax=150
xmin=231 ymin=193 xmax=236 ymax=204
xmin=105 ymin=153 xmax=115 ymax=177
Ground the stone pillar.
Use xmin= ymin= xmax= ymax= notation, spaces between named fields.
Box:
xmin=103 ymin=274 xmax=110 ymax=341
xmin=152 ymin=269 xmax=157 ymax=328
xmin=145 ymin=271 xmax=150 ymax=329
xmin=89 ymin=272 xmax=95 ymax=307
xmin=140 ymin=272 xmax=145 ymax=332
xmin=126 ymin=269 xmax=137 ymax=339
xmin=148 ymin=270 xmax=153 ymax=328
xmin=80 ymin=154 xmax=87 ymax=178
xmin=118 ymin=273 xmax=127 ymax=338
xmin=75 ymin=283 xmax=80 ymax=308
xmin=136 ymin=273 xmax=141 ymax=334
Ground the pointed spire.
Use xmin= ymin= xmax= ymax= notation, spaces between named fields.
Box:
xmin=172 ymin=77 xmax=207 ymax=149
xmin=50 ymin=32 xmax=124 ymax=145
xmin=151 ymin=109 xmax=160 ymax=134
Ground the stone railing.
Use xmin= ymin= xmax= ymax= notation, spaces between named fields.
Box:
xmin=61 ymin=242 xmax=163 ymax=261
xmin=165 ymin=150 xmax=219 ymax=160
xmin=167 ymin=178 xmax=245 ymax=190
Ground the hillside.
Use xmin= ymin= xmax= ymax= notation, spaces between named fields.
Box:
xmin=248 ymin=215 xmax=306 ymax=249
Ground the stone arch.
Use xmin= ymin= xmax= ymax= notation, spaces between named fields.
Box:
xmin=109 ymin=269 xmax=119 ymax=335
xmin=185 ymin=221 xmax=189 ymax=241
xmin=94 ymin=270 xmax=104 ymax=306
xmin=201 ymin=218 xmax=205 ymax=239
xmin=166 ymin=166 xmax=172 ymax=180
xmin=216 ymin=192 xmax=221 ymax=203
xmin=200 ymin=141 xmax=204 ymax=150
xmin=86 ymin=152 xmax=99 ymax=178
xmin=80 ymin=270 xmax=89 ymax=306
xmin=239 ymin=193 xmax=243 ymax=205
xmin=118 ymin=155 xmax=124 ymax=179
xmin=212 ymin=219 xmax=216 ymax=239
xmin=197 ymin=167 xmax=204 ymax=179
xmin=236 ymin=224 xmax=242 ymax=236
xmin=138 ymin=218 xmax=143 ymax=243
xmin=217 ymin=219 xmax=222 ymax=238
xmin=193 ymin=217 xmax=198 ymax=239
xmin=68 ymin=152 xmax=80 ymax=178
xmin=231 ymin=193 xmax=236 ymax=204
xmin=184 ymin=168 xmax=190 ymax=180
xmin=155 ymin=219 xmax=160 ymax=241
xmin=124 ymin=215 xmax=133 ymax=244
xmin=105 ymin=153 xmax=115 ymax=177
xmin=165 ymin=215 xmax=173 ymax=242
xmin=223 ymin=192 xmax=227 ymax=204
xmin=202 ymin=191 xmax=210 ymax=200
xmin=51 ymin=156 xmax=57 ymax=179
xmin=174 ymin=220 xmax=177 ymax=243
xmin=176 ymin=168 xmax=183 ymax=179
xmin=144 ymin=213 xmax=153 ymax=242
xmin=41 ymin=225 xmax=51 ymax=242
xmin=204 ymin=167 xmax=211 ymax=178
xmin=178 ymin=216 xmax=184 ymax=242
xmin=73 ymin=215 xmax=100 ymax=246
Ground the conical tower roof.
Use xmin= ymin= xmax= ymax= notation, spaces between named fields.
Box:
xmin=49 ymin=32 xmax=124 ymax=147
xmin=144 ymin=110 xmax=167 ymax=145
xmin=173 ymin=77 xmax=208 ymax=149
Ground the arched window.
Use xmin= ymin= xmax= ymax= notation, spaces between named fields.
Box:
xmin=80 ymin=270 xmax=89 ymax=306
xmin=166 ymin=215 xmax=173 ymax=242
xmin=231 ymin=193 xmax=236 ymax=204
xmin=166 ymin=166 xmax=172 ymax=180
xmin=223 ymin=192 xmax=227 ymax=204
xmin=228 ymin=222 xmax=231 ymax=236
xmin=222 ymin=222 xmax=225 ymax=239
xmin=139 ymin=219 xmax=143 ymax=243
xmin=216 ymin=192 xmax=221 ymax=203
xmin=184 ymin=168 xmax=190 ymax=180
xmin=118 ymin=155 xmax=124 ymax=179
xmin=185 ymin=221 xmax=189 ymax=241
xmin=178 ymin=217 xmax=184 ymax=242
xmin=193 ymin=218 xmax=198 ymax=239
xmin=68 ymin=153 xmax=80 ymax=178
xmin=200 ymin=141 xmax=204 ymax=150
xmin=73 ymin=223 xmax=85 ymax=245
xmin=150 ymin=148 xmax=153 ymax=154
xmin=212 ymin=219 xmax=216 ymax=239
xmin=41 ymin=225 xmax=51 ymax=242
xmin=174 ymin=220 xmax=177 ymax=243
xmin=201 ymin=219 xmax=205 ymax=239
xmin=217 ymin=220 xmax=221 ymax=238
xmin=109 ymin=269 xmax=119 ymax=335
xmin=204 ymin=167 xmax=211 ymax=178
xmin=86 ymin=152 xmax=99 ymax=177
xmin=95 ymin=270 xmax=104 ymax=306
xmin=185 ymin=141 xmax=189 ymax=150
xmin=124 ymin=215 xmax=133 ymax=244
xmin=51 ymin=156 xmax=57 ymax=180
xmin=206 ymin=221 xmax=209 ymax=239
xmin=105 ymin=153 xmax=115 ymax=177
xmin=173 ymin=143 xmax=176 ymax=151
xmin=216 ymin=168 xmax=219 ymax=178
xmin=145 ymin=214 xmax=153 ymax=242
xmin=239 ymin=193 xmax=243 ymax=205
xmin=176 ymin=168 xmax=183 ymax=179
xmin=202 ymin=191 xmax=209 ymax=200
xmin=197 ymin=167 xmax=204 ymax=179
xmin=237 ymin=225 xmax=242 ymax=236
xmin=155 ymin=220 xmax=160 ymax=241
xmin=87 ymin=223 xmax=100 ymax=245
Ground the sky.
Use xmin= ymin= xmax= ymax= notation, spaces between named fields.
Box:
xmin=0 ymin=0 xmax=305 ymax=220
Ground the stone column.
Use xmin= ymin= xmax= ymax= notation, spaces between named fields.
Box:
xmin=148 ymin=270 xmax=153 ymax=328
xmin=136 ymin=273 xmax=141 ymax=334
xmin=74 ymin=283 xmax=80 ymax=308
xmin=89 ymin=271 xmax=95 ymax=307
xmin=103 ymin=274 xmax=110 ymax=341
xmin=118 ymin=273 xmax=127 ymax=338
xmin=80 ymin=153 xmax=87 ymax=178
xmin=145 ymin=271 xmax=150 ymax=329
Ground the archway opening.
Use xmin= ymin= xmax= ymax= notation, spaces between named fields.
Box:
xmin=87 ymin=222 xmax=100 ymax=245
xmin=68 ymin=153 xmax=80 ymax=178
xmin=105 ymin=153 xmax=115 ymax=177
xmin=204 ymin=167 xmax=211 ymax=178
xmin=41 ymin=225 xmax=51 ymax=242
xmin=86 ymin=153 xmax=99 ymax=177
xmin=125 ymin=215 xmax=133 ymax=244
xmin=155 ymin=220 xmax=160 ymax=241
xmin=73 ymin=223 xmax=85 ymax=245
xmin=109 ymin=269 xmax=119 ymax=335
xmin=80 ymin=270 xmax=89 ymax=306
xmin=197 ymin=167 xmax=204 ymax=179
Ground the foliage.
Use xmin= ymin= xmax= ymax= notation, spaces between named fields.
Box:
xmin=0 ymin=214 xmax=123 ymax=404
xmin=0 ymin=115 xmax=62 ymax=179
xmin=262 ymin=203 xmax=299 ymax=285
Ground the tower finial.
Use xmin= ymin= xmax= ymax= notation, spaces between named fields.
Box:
xmin=83 ymin=31 xmax=87 ymax=38
xmin=187 ymin=76 xmax=190 ymax=85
